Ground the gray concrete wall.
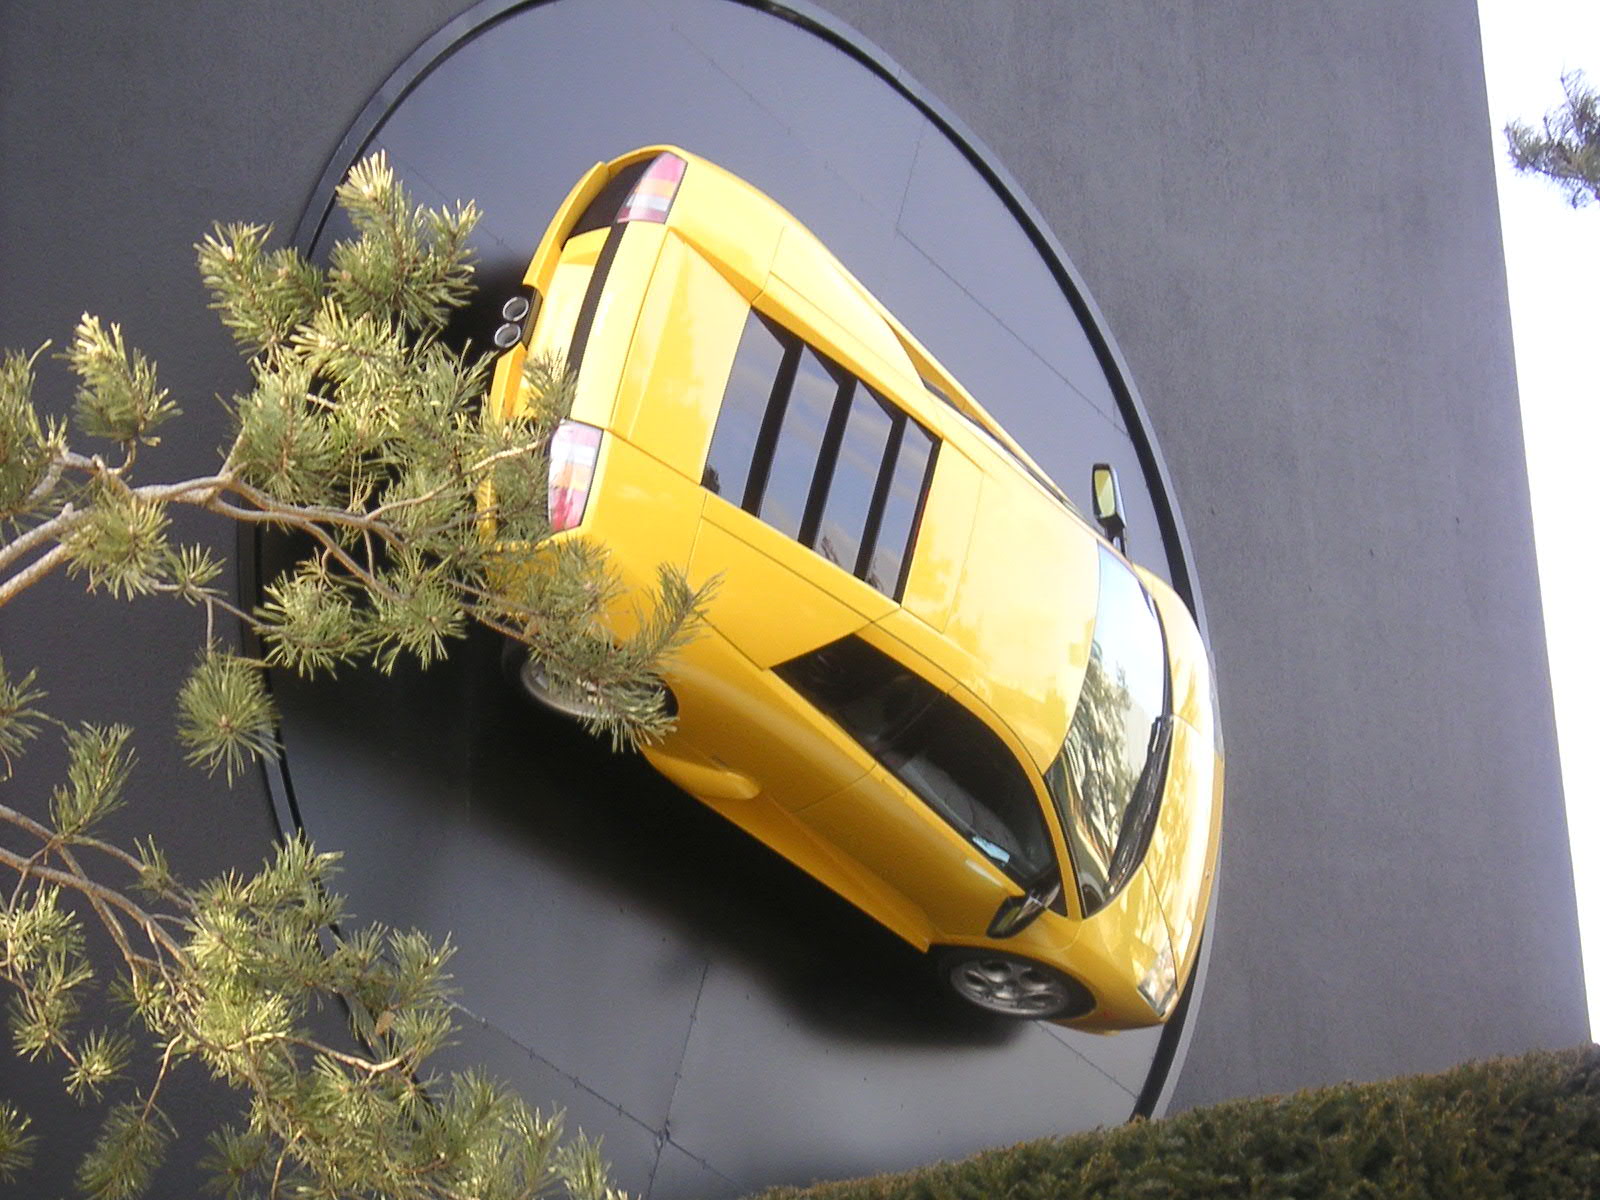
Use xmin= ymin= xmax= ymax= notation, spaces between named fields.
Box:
xmin=0 ymin=2 xmax=1585 ymax=1187
xmin=818 ymin=0 xmax=1587 ymax=1104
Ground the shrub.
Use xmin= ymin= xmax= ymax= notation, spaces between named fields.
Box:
xmin=752 ymin=1045 xmax=1600 ymax=1200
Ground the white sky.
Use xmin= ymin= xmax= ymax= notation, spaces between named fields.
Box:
xmin=1477 ymin=0 xmax=1600 ymax=1037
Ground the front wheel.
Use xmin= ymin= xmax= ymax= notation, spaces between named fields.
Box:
xmin=934 ymin=948 xmax=1092 ymax=1020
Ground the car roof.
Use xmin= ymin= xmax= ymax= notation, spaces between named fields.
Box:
xmin=642 ymin=145 xmax=1119 ymax=765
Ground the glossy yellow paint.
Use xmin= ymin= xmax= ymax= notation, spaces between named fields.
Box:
xmin=573 ymin=437 xmax=701 ymax=640
xmin=763 ymin=231 xmax=919 ymax=394
xmin=1043 ymin=869 xmax=1176 ymax=1031
xmin=945 ymin=474 xmax=1100 ymax=771
xmin=688 ymin=515 xmax=871 ymax=667
xmin=522 ymin=160 xmax=611 ymax=297
xmin=614 ymin=232 xmax=753 ymax=479
xmin=896 ymin=442 xmax=979 ymax=633
xmin=484 ymin=145 xmax=1224 ymax=1030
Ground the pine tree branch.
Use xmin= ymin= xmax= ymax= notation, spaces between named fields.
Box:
xmin=0 ymin=465 xmax=226 ymax=596
xmin=0 ymin=544 xmax=71 ymax=607
xmin=140 ymin=1037 xmax=179 ymax=1124
xmin=206 ymin=497 xmax=403 ymax=603
xmin=269 ymin=1132 xmax=297 ymax=1200
xmin=0 ymin=156 xmax=647 ymax=1198
xmin=19 ymin=455 xmax=65 ymax=511
xmin=0 ymin=801 xmax=153 ymax=880
xmin=146 ymin=580 xmax=255 ymax=627
xmin=219 ymin=478 xmax=402 ymax=540
xmin=238 ymin=1031 xmax=406 ymax=1075
xmin=0 ymin=502 xmax=86 ymax=576
xmin=0 ymin=971 xmax=84 ymax=1069
xmin=0 ymin=843 xmax=185 ymax=962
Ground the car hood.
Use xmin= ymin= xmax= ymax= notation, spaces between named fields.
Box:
xmin=940 ymin=472 xmax=1101 ymax=770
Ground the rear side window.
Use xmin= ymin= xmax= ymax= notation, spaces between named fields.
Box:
xmin=702 ymin=311 xmax=938 ymax=602
xmin=778 ymin=636 xmax=1058 ymax=886
xmin=814 ymin=387 xmax=895 ymax=574
xmin=762 ymin=346 xmax=845 ymax=540
xmin=701 ymin=312 xmax=790 ymax=505
xmin=865 ymin=420 xmax=935 ymax=597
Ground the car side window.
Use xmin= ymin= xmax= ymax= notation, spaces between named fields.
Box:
xmin=701 ymin=311 xmax=791 ymax=506
xmin=702 ymin=310 xmax=939 ymax=602
xmin=777 ymin=636 xmax=1059 ymax=888
xmin=813 ymin=386 xmax=892 ymax=575
xmin=864 ymin=418 xmax=934 ymax=598
xmin=762 ymin=345 xmax=845 ymax=540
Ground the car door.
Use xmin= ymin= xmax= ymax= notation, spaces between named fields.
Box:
xmin=776 ymin=633 xmax=1067 ymax=943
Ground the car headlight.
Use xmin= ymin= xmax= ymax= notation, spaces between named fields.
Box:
xmin=1207 ymin=651 xmax=1224 ymax=759
xmin=1137 ymin=944 xmax=1178 ymax=1017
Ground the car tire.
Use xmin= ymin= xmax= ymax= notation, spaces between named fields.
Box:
xmin=500 ymin=640 xmax=608 ymax=721
xmin=500 ymin=641 xmax=676 ymax=722
xmin=933 ymin=947 xmax=1093 ymax=1020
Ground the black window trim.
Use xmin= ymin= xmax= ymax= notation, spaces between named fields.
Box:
xmin=566 ymin=159 xmax=652 ymax=243
xmin=891 ymin=432 xmax=938 ymax=602
xmin=566 ymin=223 xmax=625 ymax=375
xmin=740 ymin=322 xmax=801 ymax=513
xmin=796 ymin=370 xmax=855 ymax=549
xmin=854 ymin=397 xmax=905 ymax=580
xmin=711 ymin=308 xmax=943 ymax=602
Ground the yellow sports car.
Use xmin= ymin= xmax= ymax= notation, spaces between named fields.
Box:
xmin=487 ymin=147 xmax=1223 ymax=1029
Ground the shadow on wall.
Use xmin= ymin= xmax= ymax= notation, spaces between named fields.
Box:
xmin=273 ymin=615 xmax=1023 ymax=1050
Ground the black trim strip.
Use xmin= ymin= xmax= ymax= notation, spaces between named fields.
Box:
xmin=856 ymin=401 xmax=904 ymax=580
xmin=569 ymin=160 xmax=650 ymax=242
xmin=798 ymin=375 xmax=854 ymax=549
xmin=565 ymin=223 xmax=624 ymax=376
xmin=518 ymin=288 xmax=543 ymax=347
xmin=894 ymin=436 xmax=938 ymax=603
xmin=742 ymin=333 xmax=800 ymax=514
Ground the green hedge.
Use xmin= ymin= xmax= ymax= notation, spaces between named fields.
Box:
xmin=751 ymin=1045 xmax=1600 ymax=1200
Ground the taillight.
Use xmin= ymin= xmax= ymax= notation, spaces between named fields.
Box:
xmin=615 ymin=153 xmax=686 ymax=224
xmin=548 ymin=421 xmax=602 ymax=532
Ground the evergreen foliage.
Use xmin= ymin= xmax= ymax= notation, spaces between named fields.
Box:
xmin=752 ymin=1044 xmax=1600 ymax=1200
xmin=1506 ymin=71 xmax=1600 ymax=207
xmin=2 ymin=148 xmax=703 ymax=748
xmin=0 ymin=154 xmax=700 ymax=1196
xmin=2 ymin=750 xmax=629 ymax=1198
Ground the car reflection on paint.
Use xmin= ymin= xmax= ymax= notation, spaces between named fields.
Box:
xmin=483 ymin=146 xmax=1223 ymax=1029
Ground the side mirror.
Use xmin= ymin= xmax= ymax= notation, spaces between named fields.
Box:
xmin=986 ymin=876 xmax=1062 ymax=939
xmin=1091 ymin=463 xmax=1126 ymax=553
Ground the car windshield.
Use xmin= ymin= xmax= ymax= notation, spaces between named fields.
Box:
xmin=1045 ymin=546 xmax=1171 ymax=916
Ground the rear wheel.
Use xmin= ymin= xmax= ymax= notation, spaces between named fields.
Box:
xmin=935 ymin=948 xmax=1091 ymax=1019
xmin=500 ymin=641 xmax=676 ymax=722
xmin=502 ymin=641 xmax=605 ymax=720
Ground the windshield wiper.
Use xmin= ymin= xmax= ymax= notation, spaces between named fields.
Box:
xmin=1105 ymin=714 xmax=1174 ymax=891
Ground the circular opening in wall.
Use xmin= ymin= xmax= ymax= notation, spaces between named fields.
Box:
xmin=255 ymin=2 xmax=1214 ymax=1196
